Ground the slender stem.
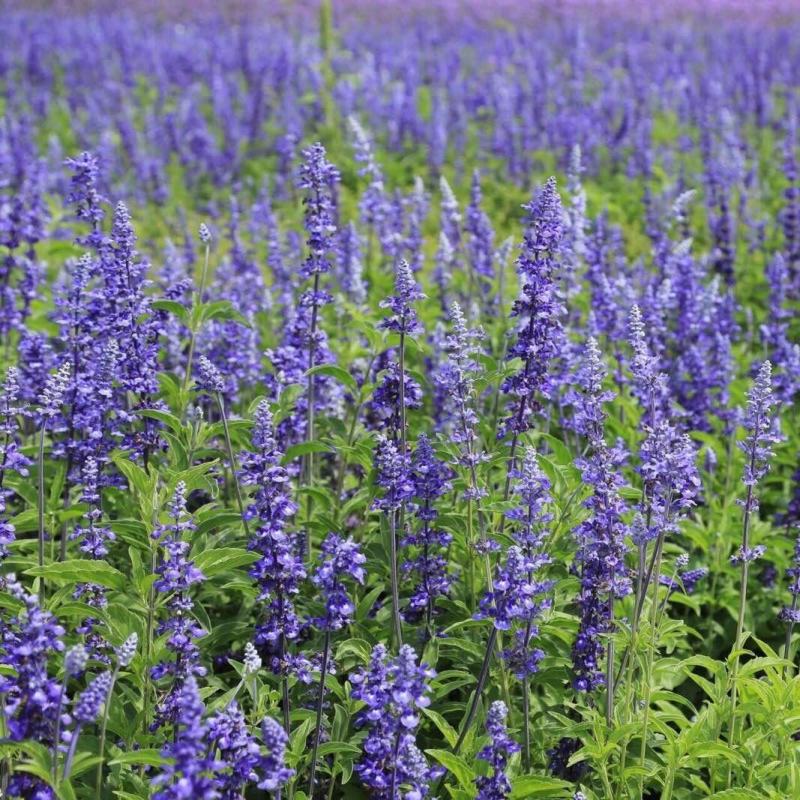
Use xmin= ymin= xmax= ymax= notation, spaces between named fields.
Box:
xmin=783 ymin=594 xmax=798 ymax=671
xmin=399 ymin=330 xmax=406 ymax=456
xmin=62 ymin=722 xmax=83 ymax=780
xmin=279 ymin=633 xmax=291 ymax=736
xmin=37 ymin=425 xmax=46 ymax=573
xmin=606 ymin=594 xmax=615 ymax=727
xmin=95 ymin=666 xmax=120 ymax=800
xmin=638 ymin=533 xmax=665 ymax=790
xmin=455 ymin=626 xmax=497 ymax=754
xmin=215 ymin=392 xmax=249 ymax=537
xmin=728 ymin=478 xmax=756 ymax=784
xmin=389 ymin=510 xmax=403 ymax=648
xmin=431 ymin=625 xmax=498 ymax=796
xmin=307 ymin=629 xmax=331 ymax=799
xmin=52 ymin=674 xmax=69 ymax=782
xmin=142 ymin=546 xmax=157 ymax=739
xmin=522 ymin=674 xmax=531 ymax=772
xmin=183 ymin=241 xmax=210 ymax=393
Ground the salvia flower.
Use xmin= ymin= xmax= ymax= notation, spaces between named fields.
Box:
xmin=116 ymin=632 xmax=138 ymax=667
xmin=402 ymin=434 xmax=454 ymax=623
xmin=242 ymin=642 xmax=262 ymax=675
xmin=151 ymin=677 xmax=218 ymax=800
xmin=196 ymin=355 xmax=225 ymax=394
xmin=475 ymin=701 xmax=519 ymax=800
xmin=569 ymin=338 xmax=631 ymax=692
xmin=311 ymin=533 xmax=366 ymax=631
xmin=298 ymin=142 xmax=340 ymax=280
xmin=350 ymin=644 xmax=439 ymax=799
xmin=150 ymin=482 xmax=206 ymax=730
xmin=258 ymin=716 xmax=295 ymax=794
xmin=380 ymin=258 xmax=425 ymax=336
xmin=38 ymin=362 xmax=71 ymax=421
xmin=739 ymin=361 xmax=778 ymax=500
xmin=207 ymin=702 xmax=261 ymax=800
xmin=240 ymin=401 xmax=305 ymax=664
xmin=373 ymin=434 xmax=415 ymax=513
xmin=499 ymin=177 xmax=564 ymax=439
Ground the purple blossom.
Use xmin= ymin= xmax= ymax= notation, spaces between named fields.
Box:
xmin=373 ymin=434 xmax=415 ymax=513
xmin=196 ymin=355 xmax=225 ymax=394
xmin=402 ymin=434 xmax=453 ymax=623
xmin=150 ymin=482 xmax=206 ymax=730
xmin=151 ymin=677 xmax=218 ymax=800
xmin=258 ymin=716 xmax=294 ymax=794
xmin=570 ymin=338 xmax=631 ymax=692
xmin=499 ymin=177 xmax=564 ymax=440
xmin=311 ymin=533 xmax=366 ymax=631
xmin=350 ymin=644 xmax=439 ymax=799
xmin=241 ymin=401 xmax=305 ymax=664
xmin=475 ymin=701 xmax=519 ymax=800
xmin=380 ymin=258 xmax=425 ymax=336
xmin=298 ymin=142 xmax=340 ymax=280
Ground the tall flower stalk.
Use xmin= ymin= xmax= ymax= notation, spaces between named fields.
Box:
xmin=728 ymin=361 xmax=776 ymax=755
xmin=298 ymin=143 xmax=340 ymax=515
xmin=307 ymin=534 xmax=365 ymax=797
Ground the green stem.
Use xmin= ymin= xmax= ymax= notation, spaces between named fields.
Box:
xmin=215 ymin=392 xmax=249 ymax=537
xmin=95 ymin=666 xmax=121 ymax=800
xmin=389 ymin=510 xmax=403 ymax=648
xmin=37 ymin=425 xmax=46 ymax=574
xmin=307 ymin=629 xmax=332 ymax=799
xmin=183 ymin=241 xmax=210 ymax=393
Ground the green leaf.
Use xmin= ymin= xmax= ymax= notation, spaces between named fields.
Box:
xmin=283 ymin=441 xmax=332 ymax=463
xmin=25 ymin=560 xmax=127 ymax=591
xmin=151 ymin=299 xmax=190 ymax=326
xmin=109 ymin=748 xmax=169 ymax=767
xmin=510 ymin=776 xmax=574 ymax=798
xmin=706 ymin=791 xmax=765 ymax=800
xmin=193 ymin=548 xmax=258 ymax=578
xmin=422 ymin=707 xmax=459 ymax=749
xmin=426 ymin=749 xmax=475 ymax=789
xmin=307 ymin=364 xmax=358 ymax=393
xmin=316 ymin=741 xmax=362 ymax=758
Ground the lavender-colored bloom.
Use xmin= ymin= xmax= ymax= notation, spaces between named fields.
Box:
xmin=240 ymin=401 xmax=304 ymax=664
xmin=72 ymin=671 xmax=112 ymax=724
xmin=70 ymin=457 xmax=115 ymax=559
xmin=152 ymin=677 xmax=218 ymax=800
xmin=501 ymin=448 xmax=554 ymax=678
xmin=64 ymin=152 xmax=105 ymax=248
xmin=199 ymin=223 xmax=212 ymax=244
xmin=38 ymin=362 xmax=70 ymax=421
xmin=465 ymin=170 xmax=495 ymax=296
xmin=628 ymin=304 xmax=669 ymax=423
xmin=311 ymin=533 xmax=366 ymax=631
xmin=196 ymin=355 xmax=225 ymax=394
xmin=150 ymin=482 xmax=206 ymax=730
xmin=499 ymin=177 xmax=564 ymax=439
xmin=569 ymin=338 xmax=631 ymax=692
xmin=0 ymin=584 xmax=65 ymax=743
xmin=258 ymin=716 xmax=294 ymax=793
xmin=476 ymin=546 xmax=543 ymax=632
xmin=298 ymin=142 xmax=340 ymax=280
xmin=369 ymin=360 xmax=423 ymax=434
xmin=402 ymin=434 xmax=453 ymax=622
xmin=338 ymin=221 xmax=367 ymax=304
xmin=739 ymin=361 xmax=778 ymax=498
xmin=64 ymin=644 xmax=88 ymax=677
xmin=634 ymin=422 xmax=700 ymax=547
xmin=380 ymin=259 xmax=425 ymax=336
xmin=475 ymin=701 xmax=519 ymax=800
xmin=373 ymin=434 xmax=415 ymax=513
xmin=207 ymin=703 xmax=261 ymax=800
xmin=434 ymin=302 xmax=486 ymax=475
xmin=116 ymin=632 xmax=138 ymax=667
xmin=350 ymin=644 xmax=439 ymax=799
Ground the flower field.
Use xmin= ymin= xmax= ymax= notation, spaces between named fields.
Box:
xmin=2 ymin=2 xmax=800 ymax=798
